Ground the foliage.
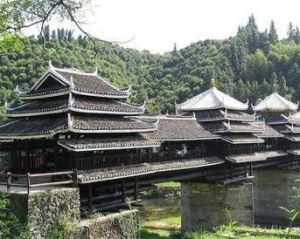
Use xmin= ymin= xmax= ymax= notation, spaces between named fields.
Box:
xmin=279 ymin=179 xmax=300 ymax=239
xmin=44 ymin=216 xmax=74 ymax=239
xmin=1 ymin=16 xmax=300 ymax=116
xmin=0 ymin=193 xmax=27 ymax=239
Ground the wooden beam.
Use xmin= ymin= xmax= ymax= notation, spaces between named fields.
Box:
xmin=122 ymin=179 xmax=126 ymax=202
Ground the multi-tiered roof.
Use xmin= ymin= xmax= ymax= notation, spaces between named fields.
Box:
xmin=0 ymin=61 xmax=159 ymax=151
xmin=253 ymin=92 xmax=300 ymax=155
xmin=175 ymin=81 xmax=292 ymax=165
xmin=176 ymin=82 xmax=264 ymax=145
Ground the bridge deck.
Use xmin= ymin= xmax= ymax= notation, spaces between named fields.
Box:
xmin=77 ymin=156 xmax=224 ymax=184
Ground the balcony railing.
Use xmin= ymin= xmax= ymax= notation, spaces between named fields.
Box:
xmin=76 ymin=149 xmax=210 ymax=171
xmin=0 ymin=170 xmax=77 ymax=194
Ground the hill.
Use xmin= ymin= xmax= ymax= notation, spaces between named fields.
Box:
xmin=1 ymin=16 xmax=300 ymax=117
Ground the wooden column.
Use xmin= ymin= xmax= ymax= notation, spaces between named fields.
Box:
xmin=25 ymin=140 xmax=29 ymax=172
xmin=249 ymin=163 xmax=253 ymax=176
xmin=122 ymin=179 xmax=126 ymax=202
xmin=88 ymin=184 xmax=92 ymax=210
xmin=167 ymin=142 xmax=170 ymax=161
xmin=134 ymin=178 xmax=138 ymax=200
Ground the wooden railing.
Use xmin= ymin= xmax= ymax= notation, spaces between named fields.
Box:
xmin=0 ymin=170 xmax=77 ymax=194
xmin=227 ymin=144 xmax=282 ymax=156
xmin=76 ymin=149 xmax=211 ymax=171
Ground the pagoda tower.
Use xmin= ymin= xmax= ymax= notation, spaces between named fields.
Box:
xmin=253 ymin=92 xmax=300 ymax=161
xmin=0 ymin=61 xmax=159 ymax=173
xmin=176 ymin=80 xmax=287 ymax=181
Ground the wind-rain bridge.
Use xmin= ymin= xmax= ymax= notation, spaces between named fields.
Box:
xmin=0 ymin=62 xmax=299 ymax=233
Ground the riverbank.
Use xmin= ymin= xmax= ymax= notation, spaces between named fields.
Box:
xmin=139 ymin=181 xmax=300 ymax=239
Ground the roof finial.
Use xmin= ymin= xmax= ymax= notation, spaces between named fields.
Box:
xmin=210 ymin=78 xmax=216 ymax=88
xmin=93 ymin=66 xmax=98 ymax=76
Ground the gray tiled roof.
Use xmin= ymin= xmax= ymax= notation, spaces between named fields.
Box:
xmin=0 ymin=117 xmax=67 ymax=139
xmin=226 ymin=150 xmax=288 ymax=163
xmin=57 ymin=70 xmax=128 ymax=98
xmin=142 ymin=116 xmax=218 ymax=141
xmin=77 ymin=156 xmax=224 ymax=183
xmin=255 ymin=125 xmax=283 ymax=138
xmin=58 ymin=135 xmax=160 ymax=152
xmin=7 ymin=96 xmax=143 ymax=116
xmin=221 ymin=134 xmax=264 ymax=144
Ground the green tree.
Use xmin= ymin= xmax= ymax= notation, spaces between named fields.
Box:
xmin=269 ymin=20 xmax=279 ymax=44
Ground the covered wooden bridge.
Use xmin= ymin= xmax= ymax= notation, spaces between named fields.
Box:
xmin=0 ymin=63 xmax=298 ymax=212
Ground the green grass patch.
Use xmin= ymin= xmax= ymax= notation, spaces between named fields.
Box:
xmin=156 ymin=182 xmax=181 ymax=189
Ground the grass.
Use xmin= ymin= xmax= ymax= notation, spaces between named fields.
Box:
xmin=140 ymin=228 xmax=287 ymax=239
xmin=143 ymin=215 xmax=181 ymax=230
xmin=156 ymin=182 xmax=181 ymax=189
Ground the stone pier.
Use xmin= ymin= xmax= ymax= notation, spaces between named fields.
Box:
xmin=8 ymin=187 xmax=139 ymax=238
xmin=181 ymin=182 xmax=254 ymax=231
xmin=253 ymin=169 xmax=300 ymax=227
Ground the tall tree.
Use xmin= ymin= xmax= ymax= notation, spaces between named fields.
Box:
xmin=287 ymin=22 xmax=295 ymax=42
xmin=269 ymin=20 xmax=278 ymax=44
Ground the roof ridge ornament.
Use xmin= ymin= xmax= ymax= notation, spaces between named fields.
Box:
xmin=4 ymin=101 xmax=11 ymax=111
xmin=210 ymin=78 xmax=216 ymax=88
xmin=48 ymin=60 xmax=54 ymax=70
xmin=93 ymin=66 xmax=98 ymax=76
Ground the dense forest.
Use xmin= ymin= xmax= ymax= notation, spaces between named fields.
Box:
xmin=1 ymin=15 xmax=300 ymax=116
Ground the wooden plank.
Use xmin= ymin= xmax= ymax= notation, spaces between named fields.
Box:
xmin=30 ymin=171 xmax=74 ymax=177
xmin=30 ymin=180 xmax=74 ymax=187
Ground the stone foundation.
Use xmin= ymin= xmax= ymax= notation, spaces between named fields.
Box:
xmin=70 ymin=210 xmax=140 ymax=239
xmin=181 ymin=182 xmax=254 ymax=231
xmin=254 ymin=169 xmax=300 ymax=227
xmin=9 ymin=188 xmax=80 ymax=238
xmin=8 ymin=188 xmax=139 ymax=238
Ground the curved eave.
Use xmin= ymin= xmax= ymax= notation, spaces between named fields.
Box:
xmin=70 ymin=106 xmax=144 ymax=115
xmin=19 ymin=90 xmax=71 ymax=100
xmin=158 ymin=136 xmax=220 ymax=142
xmin=69 ymin=127 xmax=157 ymax=134
xmin=221 ymin=137 xmax=265 ymax=144
xmin=177 ymin=105 xmax=248 ymax=112
xmin=18 ymin=88 xmax=129 ymax=100
xmin=71 ymin=89 xmax=129 ymax=99
xmin=198 ymin=117 xmax=256 ymax=122
xmin=57 ymin=142 xmax=161 ymax=152
xmin=7 ymin=108 xmax=69 ymax=117
xmin=0 ymin=129 xmax=68 ymax=140
xmin=254 ymin=108 xmax=296 ymax=113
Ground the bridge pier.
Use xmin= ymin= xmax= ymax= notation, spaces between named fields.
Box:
xmin=253 ymin=168 xmax=300 ymax=227
xmin=181 ymin=181 xmax=254 ymax=231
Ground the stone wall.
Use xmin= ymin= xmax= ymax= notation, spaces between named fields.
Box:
xmin=254 ymin=169 xmax=300 ymax=227
xmin=181 ymin=182 xmax=254 ymax=231
xmin=70 ymin=210 xmax=140 ymax=239
xmin=9 ymin=187 xmax=80 ymax=238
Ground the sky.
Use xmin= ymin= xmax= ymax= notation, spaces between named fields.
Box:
xmin=27 ymin=0 xmax=300 ymax=53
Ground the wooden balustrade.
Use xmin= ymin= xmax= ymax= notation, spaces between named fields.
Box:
xmin=0 ymin=170 xmax=77 ymax=194
xmin=75 ymin=149 xmax=209 ymax=171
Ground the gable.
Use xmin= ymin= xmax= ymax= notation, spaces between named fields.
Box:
xmin=33 ymin=72 xmax=69 ymax=92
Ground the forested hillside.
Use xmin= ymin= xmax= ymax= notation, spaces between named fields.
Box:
xmin=1 ymin=15 xmax=300 ymax=116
